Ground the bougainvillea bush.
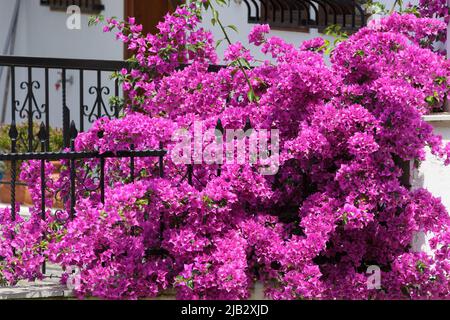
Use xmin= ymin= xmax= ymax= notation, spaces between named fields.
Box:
xmin=2 ymin=0 xmax=450 ymax=299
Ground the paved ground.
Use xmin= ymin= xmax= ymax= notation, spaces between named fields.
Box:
xmin=0 ymin=203 xmax=32 ymax=217
xmin=0 ymin=264 xmax=73 ymax=300
xmin=0 ymin=203 xmax=73 ymax=299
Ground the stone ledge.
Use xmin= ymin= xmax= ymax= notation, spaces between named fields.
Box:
xmin=0 ymin=284 xmax=73 ymax=300
xmin=0 ymin=281 xmax=267 ymax=300
xmin=423 ymin=112 xmax=450 ymax=122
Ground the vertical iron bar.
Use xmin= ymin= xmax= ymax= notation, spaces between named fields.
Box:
xmin=69 ymin=121 xmax=77 ymax=220
xmin=130 ymin=144 xmax=135 ymax=182
xmin=187 ymin=164 xmax=193 ymax=186
xmin=11 ymin=66 xmax=16 ymax=124
xmin=159 ymin=142 xmax=164 ymax=178
xmin=9 ymin=122 xmax=18 ymax=221
xmin=217 ymin=165 xmax=222 ymax=177
xmin=62 ymin=69 xmax=70 ymax=148
xmin=38 ymin=123 xmax=47 ymax=220
xmin=159 ymin=142 xmax=165 ymax=242
xmin=38 ymin=123 xmax=47 ymax=275
xmin=79 ymin=69 xmax=84 ymax=132
xmin=63 ymin=105 xmax=70 ymax=148
xmin=9 ymin=67 xmax=17 ymax=221
xmin=44 ymin=68 xmax=50 ymax=151
xmin=351 ymin=3 xmax=356 ymax=28
xmin=97 ymin=70 xmax=101 ymax=119
xmin=27 ymin=67 xmax=33 ymax=152
xmin=100 ymin=157 xmax=105 ymax=204
xmin=114 ymin=78 xmax=119 ymax=118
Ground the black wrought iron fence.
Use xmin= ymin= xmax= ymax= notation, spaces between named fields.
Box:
xmin=0 ymin=56 xmax=133 ymax=245
xmin=0 ymin=120 xmax=167 ymax=220
xmin=0 ymin=55 xmax=127 ymax=151
xmin=0 ymin=54 xmax=267 ymax=278
xmin=0 ymin=56 xmax=225 ymax=152
xmin=0 ymin=119 xmax=166 ymax=274
xmin=0 ymin=55 xmax=235 ymax=213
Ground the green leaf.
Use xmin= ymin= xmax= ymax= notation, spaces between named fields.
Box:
xmin=425 ymin=91 xmax=440 ymax=106
xmin=247 ymin=90 xmax=256 ymax=102
xmin=227 ymin=24 xmax=238 ymax=33
xmin=341 ymin=212 xmax=349 ymax=225
xmin=202 ymin=195 xmax=214 ymax=208
xmin=186 ymin=279 xmax=195 ymax=290
xmin=238 ymin=58 xmax=251 ymax=69
xmin=213 ymin=9 xmax=219 ymax=24
xmin=135 ymin=198 xmax=149 ymax=206
xmin=354 ymin=50 xmax=365 ymax=57
xmin=215 ymin=38 xmax=224 ymax=49
xmin=416 ymin=261 xmax=427 ymax=273
xmin=215 ymin=0 xmax=228 ymax=6
xmin=88 ymin=15 xmax=104 ymax=27
xmin=435 ymin=76 xmax=447 ymax=85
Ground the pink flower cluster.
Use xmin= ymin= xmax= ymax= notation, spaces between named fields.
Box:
xmin=2 ymin=1 xmax=450 ymax=300
xmin=418 ymin=0 xmax=449 ymax=23
xmin=300 ymin=37 xmax=327 ymax=53
xmin=248 ymin=24 xmax=270 ymax=46
xmin=415 ymin=0 xmax=449 ymax=53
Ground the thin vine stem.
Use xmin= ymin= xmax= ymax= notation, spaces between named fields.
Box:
xmin=390 ymin=0 xmax=403 ymax=14
xmin=207 ymin=0 xmax=258 ymax=102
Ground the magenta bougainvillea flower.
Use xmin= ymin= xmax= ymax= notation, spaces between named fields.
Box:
xmin=2 ymin=0 xmax=450 ymax=300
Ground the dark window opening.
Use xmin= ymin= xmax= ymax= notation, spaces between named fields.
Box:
xmin=250 ymin=0 xmax=367 ymax=32
xmin=40 ymin=0 xmax=105 ymax=14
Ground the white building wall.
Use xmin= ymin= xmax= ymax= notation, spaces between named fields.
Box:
xmin=413 ymin=119 xmax=450 ymax=210
xmin=0 ymin=1 xmax=28 ymax=56
xmin=0 ymin=0 xmax=123 ymax=59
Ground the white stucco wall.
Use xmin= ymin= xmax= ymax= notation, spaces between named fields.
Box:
xmin=412 ymin=118 xmax=450 ymax=210
xmin=0 ymin=1 xmax=27 ymax=56
xmin=0 ymin=0 xmax=123 ymax=59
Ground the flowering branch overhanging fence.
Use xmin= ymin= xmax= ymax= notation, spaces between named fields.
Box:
xmin=0 ymin=56 xmax=228 ymax=198
xmin=0 ymin=120 xmax=167 ymax=273
xmin=0 ymin=55 xmax=225 ymax=148
xmin=0 ymin=56 xmax=170 ymax=275
xmin=0 ymin=121 xmax=167 ymax=219
xmin=0 ymin=56 xmax=252 ymax=275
